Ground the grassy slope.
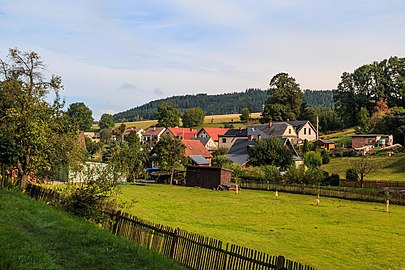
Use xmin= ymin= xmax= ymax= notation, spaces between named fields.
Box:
xmin=321 ymin=153 xmax=405 ymax=181
xmin=0 ymin=189 xmax=184 ymax=270
xmin=120 ymin=184 xmax=405 ymax=270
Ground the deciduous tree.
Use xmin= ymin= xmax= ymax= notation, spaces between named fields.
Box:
xmin=67 ymin=102 xmax=93 ymax=131
xmin=99 ymin=113 xmax=115 ymax=130
xmin=151 ymin=135 xmax=185 ymax=184
xmin=182 ymin=107 xmax=205 ymax=128
xmin=155 ymin=102 xmax=181 ymax=127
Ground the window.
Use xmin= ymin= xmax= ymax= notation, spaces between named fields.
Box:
xmin=304 ymin=128 xmax=306 ymax=135
xmin=289 ymin=128 xmax=291 ymax=134
xmin=222 ymin=138 xmax=226 ymax=143
xmin=309 ymin=129 xmax=311 ymax=135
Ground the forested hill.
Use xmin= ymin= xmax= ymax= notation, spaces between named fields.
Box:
xmin=114 ymin=89 xmax=334 ymax=121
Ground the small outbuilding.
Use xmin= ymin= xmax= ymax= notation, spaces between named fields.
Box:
xmin=314 ymin=139 xmax=335 ymax=151
xmin=186 ymin=166 xmax=232 ymax=189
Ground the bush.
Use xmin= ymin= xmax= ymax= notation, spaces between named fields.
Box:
xmin=304 ymin=151 xmax=322 ymax=168
xmin=346 ymin=168 xmax=359 ymax=180
xmin=285 ymin=165 xmax=306 ymax=184
xmin=320 ymin=149 xmax=330 ymax=164
xmin=260 ymin=165 xmax=282 ymax=182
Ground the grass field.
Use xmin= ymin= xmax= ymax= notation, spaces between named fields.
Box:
xmin=321 ymin=153 xmax=405 ymax=181
xmin=0 ymin=189 xmax=184 ymax=270
xmin=119 ymin=184 xmax=405 ymax=270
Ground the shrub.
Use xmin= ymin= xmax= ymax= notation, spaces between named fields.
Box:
xmin=304 ymin=151 xmax=322 ymax=168
xmin=260 ymin=165 xmax=282 ymax=182
xmin=320 ymin=149 xmax=330 ymax=164
xmin=285 ymin=165 xmax=306 ymax=184
xmin=346 ymin=168 xmax=359 ymax=180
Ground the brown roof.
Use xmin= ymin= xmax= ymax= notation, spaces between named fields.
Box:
xmin=167 ymin=127 xmax=198 ymax=140
xmin=122 ymin=127 xmax=143 ymax=136
xmin=143 ymin=127 xmax=166 ymax=136
xmin=198 ymin=128 xmax=229 ymax=141
xmin=182 ymin=140 xmax=213 ymax=159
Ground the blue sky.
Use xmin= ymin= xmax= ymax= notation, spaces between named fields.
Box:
xmin=1 ymin=1 xmax=404 ymax=120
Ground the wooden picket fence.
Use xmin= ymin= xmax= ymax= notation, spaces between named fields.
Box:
xmin=24 ymin=184 xmax=316 ymax=270
xmin=239 ymin=180 xmax=405 ymax=205
xmin=107 ymin=210 xmax=315 ymax=270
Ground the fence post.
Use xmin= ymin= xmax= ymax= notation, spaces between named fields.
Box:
xmin=112 ymin=210 xmax=122 ymax=235
xmin=276 ymin=256 xmax=285 ymax=270
xmin=170 ymin=227 xmax=180 ymax=259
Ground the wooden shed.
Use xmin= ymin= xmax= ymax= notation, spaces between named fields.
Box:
xmin=314 ymin=139 xmax=335 ymax=151
xmin=186 ymin=166 xmax=232 ymax=189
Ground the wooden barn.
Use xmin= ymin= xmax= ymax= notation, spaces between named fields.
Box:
xmin=186 ymin=166 xmax=232 ymax=189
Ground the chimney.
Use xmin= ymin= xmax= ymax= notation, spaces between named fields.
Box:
xmin=248 ymin=135 xmax=253 ymax=140
xmin=153 ymin=127 xmax=156 ymax=131
xmin=269 ymin=121 xmax=273 ymax=127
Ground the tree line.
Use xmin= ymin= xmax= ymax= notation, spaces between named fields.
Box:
xmin=113 ymin=89 xmax=334 ymax=122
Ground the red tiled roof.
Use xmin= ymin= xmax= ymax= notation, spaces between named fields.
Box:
xmin=198 ymin=128 xmax=229 ymax=141
xmin=182 ymin=140 xmax=213 ymax=159
xmin=167 ymin=127 xmax=198 ymax=140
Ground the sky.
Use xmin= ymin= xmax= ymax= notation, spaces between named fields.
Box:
xmin=1 ymin=1 xmax=405 ymax=120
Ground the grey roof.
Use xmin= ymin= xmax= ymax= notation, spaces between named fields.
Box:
xmin=287 ymin=121 xmax=310 ymax=131
xmin=226 ymin=138 xmax=256 ymax=165
xmin=249 ymin=122 xmax=290 ymax=137
xmin=227 ymin=154 xmax=249 ymax=165
xmin=227 ymin=138 xmax=256 ymax=155
xmin=189 ymin=155 xmax=210 ymax=165
xmin=222 ymin=129 xmax=247 ymax=137
xmin=316 ymin=139 xmax=335 ymax=144
xmin=191 ymin=137 xmax=210 ymax=146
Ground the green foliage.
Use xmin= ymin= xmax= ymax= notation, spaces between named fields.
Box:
xmin=212 ymin=147 xmax=229 ymax=157
xmin=99 ymin=129 xmax=112 ymax=143
xmin=334 ymin=56 xmax=405 ymax=127
xmin=262 ymin=73 xmax=303 ymax=122
xmin=67 ymin=102 xmax=93 ymax=131
xmin=374 ymin=106 xmax=405 ymax=144
xmin=155 ymin=102 xmax=181 ymax=127
xmin=260 ymin=165 xmax=282 ymax=181
xmin=320 ymin=149 xmax=330 ymax=164
xmin=239 ymin=107 xmax=251 ymax=122
xmin=113 ymin=88 xmax=333 ymax=122
xmin=301 ymin=139 xmax=311 ymax=154
xmin=304 ymin=151 xmax=322 ymax=168
xmin=354 ymin=107 xmax=370 ymax=133
xmin=346 ymin=168 xmax=359 ymax=180
xmin=0 ymin=48 xmax=84 ymax=187
xmin=152 ymin=135 xmax=185 ymax=184
xmin=248 ymin=136 xmax=293 ymax=170
xmin=211 ymin=155 xmax=232 ymax=168
xmin=285 ymin=165 xmax=325 ymax=185
xmin=84 ymin=137 xmax=100 ymax=156
xmin=99 ymin=113 xmax=115 ymax=130
xmin=300 ymin=106 xmax=343 ymax=132
xmin=182 ymin=107 xmax=205 ymax=128
xmin=109 ymin=140 xmax=148 ymax=181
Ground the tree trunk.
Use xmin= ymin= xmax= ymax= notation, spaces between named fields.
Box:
xmin=360 ymin=175 xmax=364 ymax=188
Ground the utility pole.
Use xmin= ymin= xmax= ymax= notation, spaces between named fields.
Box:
xmin=316 ymin=116 xmax=319 ymax=140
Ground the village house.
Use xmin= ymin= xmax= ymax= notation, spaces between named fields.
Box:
xmin=141 ymin=127 xmax=166 ymax=145
xmin=197 ymin=128 xmax=229 ymax=146
xmin=122 ymin=127 xmax=144 ymax=141
xmin=83 ymin=132 xmax=101 ymax=143
xmin=352 ymin=134 xmax=394 ymax=149
xmin=182 ymin=139 xmax=213 ymax=166
xmin=191 ymin=137 xmax=218 ymax=152
xmin=164 ymin=127 xmax=198 ymax=140
xmin=287 ymin=120 xmax=317 ymax=143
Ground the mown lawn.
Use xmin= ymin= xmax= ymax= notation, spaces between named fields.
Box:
xmin=119 ymin=184 xmax=405 ymax=270
xmin=0 ymin=189 xmax=184 ymax=270
xmin=321 ymin=153 xmax=405 ymax=181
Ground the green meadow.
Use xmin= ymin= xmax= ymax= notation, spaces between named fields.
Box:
xmin=119 ymin=184 xmax=405 ymax=270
